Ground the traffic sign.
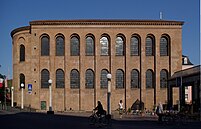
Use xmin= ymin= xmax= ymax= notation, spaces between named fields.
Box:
xmin=28 ymin=84 xmax=32 ymax=94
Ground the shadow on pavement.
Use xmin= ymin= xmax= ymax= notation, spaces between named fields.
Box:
xmin=0 ymin=112 xmax=201 ymax=129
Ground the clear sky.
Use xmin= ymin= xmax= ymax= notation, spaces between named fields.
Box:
xmin=0 ymin=0 xmax=200 ymax=79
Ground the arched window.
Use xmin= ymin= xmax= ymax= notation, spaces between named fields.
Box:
xmin=160 ymin=36 xmax=169 ymax=56
xmin=160 ymin=69 xmax=168 ymax=88
xmin=70 ymin=69 xmax=80 ymax=89
xmin=146 ymin=69 xmax=154 ymax=88
xmin=56 ymin=36 xmax=64 ymax=56
xmin=86 ymin=36 xmax=94 ymax=56
xmin=100 ymin=69 xmax=109 ymax=88
xmin=116 ymin=36 xmax=124 ymax=56
xmin=100 ymin=36 xmax=109 ymax=56
xmin=131 ymin=36 xmax=140 ymax=56
xmin=116 ymin=69 xmax=124 ymax=89
xmin=146 ymin=36 xmax=154 ymax=56
xmin=70 ymin=36 xmax=80 ymax=56
xmin=41 ymin=36 xmax=50 ymax=56
xmin=41 ymin=69 xmax=49 ymax=88
xmin=20 ymin=44 xmax=25 ymax=62
xmin=131 ymin=69 xmax=139 ymax=88
xmin=56 ymin=69 xmax=65 ymax=88
xmin=19 ymin=73 xmax=25 ymax=88
xmin=85 ymin=69 xmax=94 ymax=88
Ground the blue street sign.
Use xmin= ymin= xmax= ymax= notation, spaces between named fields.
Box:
xmin=28 ymin=84 xmax=32 ymax=94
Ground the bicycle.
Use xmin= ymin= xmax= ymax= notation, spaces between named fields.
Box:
xmin=88 ymin=110 xmax=111 ymax=127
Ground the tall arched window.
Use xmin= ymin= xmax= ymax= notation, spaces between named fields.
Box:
xmin=131 ymin=36 xmax=140 ymax=56
xmin=131 ymin=69 xmax=139 ymax=88
xmin=56 ymin=36 xmax=64 ymax=56
xmin=146 ymin=36 xmax=154 ymax=56
xmin=100 ymin=36 xmax=109 ymax=56
xmin=146 ymin=69 xmax=154 ymax=88
xmin=100 ymin=69 xmax=109 ymax=88
xmin=116 ymin=36 xmax=124 ymax=56
xmin=41 ymin=36 xmax=50 ymax=56
xmin=85 ymin=69 xmax=94 ymax=88
xmin=70 ymin=36 xmax=80 ymax=56
xmin=56 ymin=69 xmax=65 ymax=88
xmin=19 ymin=73 xmax=25 ymax=88
xmin=86 ymin=36 xmax=94 ymax=56
xmin=70 ymin=69 xmax=80 ymax=89
xmin=116 ymin=69 xmax=124 ymax=89
xmin=160 ymin=69 xmax=168 ymax=88
xmin=41 ymin=69 xmax=49 ymax=88
xmin=160 ymin=36 xmax=169 ymax=56
xmin=20 ymin=44 xmax=25 ymax=62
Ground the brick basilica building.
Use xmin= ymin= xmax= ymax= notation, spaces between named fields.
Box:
xmin=11 ymin=19 xmax=184 ymax=111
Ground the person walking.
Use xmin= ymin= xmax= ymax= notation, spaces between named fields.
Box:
xmin=118 ymin=100 xmax=123 ymax=118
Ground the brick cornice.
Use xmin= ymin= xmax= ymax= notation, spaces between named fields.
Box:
xmin=29 ymin=19 xmax=184 ymax=26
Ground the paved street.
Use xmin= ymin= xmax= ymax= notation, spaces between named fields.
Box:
xmin=0 ymin=109 xmax=201 ymax=129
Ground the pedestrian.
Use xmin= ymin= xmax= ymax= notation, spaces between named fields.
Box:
xmin=156 ymin=102 xmax=163 ymax=122
xmin=118 ymin=100 xmax=123 ymax=118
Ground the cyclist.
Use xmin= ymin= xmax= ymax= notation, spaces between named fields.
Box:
xmin=94 ymin=101 xmax=105 ymax=117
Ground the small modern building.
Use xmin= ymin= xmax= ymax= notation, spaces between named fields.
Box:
xmin=11 ymin=19 xmax=183 ymax=112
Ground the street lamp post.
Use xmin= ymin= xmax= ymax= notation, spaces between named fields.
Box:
xmin=47 ymin=79 xmax=54 ymax=114
xmin=11 ymin=86 xmax=14 ymax=107
xmin=21 ymin=83 xmax=24 ymax=109
xmin=107 ymin=73 xmax=112 ymax=116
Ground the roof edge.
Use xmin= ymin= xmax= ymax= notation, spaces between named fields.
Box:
xmin=29 ymin=19 xmax=184 ymax=26
xmin=11 ymin=26 xmax=30 ymax=38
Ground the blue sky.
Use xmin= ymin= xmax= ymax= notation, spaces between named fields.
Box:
xmin=0 ymin=0 xmax=200 ymax=79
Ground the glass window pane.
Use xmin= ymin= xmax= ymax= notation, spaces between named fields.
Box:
xmin=70 ymin=69 xmax=80 ymax=89
xmin=71 ymin=37 xmax=80 ymax=56
xmin=41 ymin=36 xmax=49 ymax=56
xmin=160 ymin=70 xmax=168 ymax=88
xmin=85 ymin=69 xmax=94 ymax=88
xmin=56 ymin=69 xmax=65 ymax=88
xmin=86 ymin=37 xmax=94 ymax=56
xmin=131 ymin=69 xmax=139 ymax=88
xmin=41 ymin=69 xmax=49 ymax=88
xmin=116 ymin=69 xmax=124 ymax=88
xmin=116 ymin=37 xmax=124 ymax=56
xmin=100 ymin=70 xmax=108 ymax=88
xmin=131 ymin=37 xmax=139 ymax=56
xmin=160 ymin=37 xmax=168 ymax=56
xmin=146 ymin=37 xmax=153 ymax=56
xmin=56 ymin=36 xmax=64 ymax=56
xmin=100 ymin=37 xmax=109 ymax=55
xmin=146 ymin=70 xmax=153 ymax=88
xmin=20 ymin=45 xmax=25 ymax=61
